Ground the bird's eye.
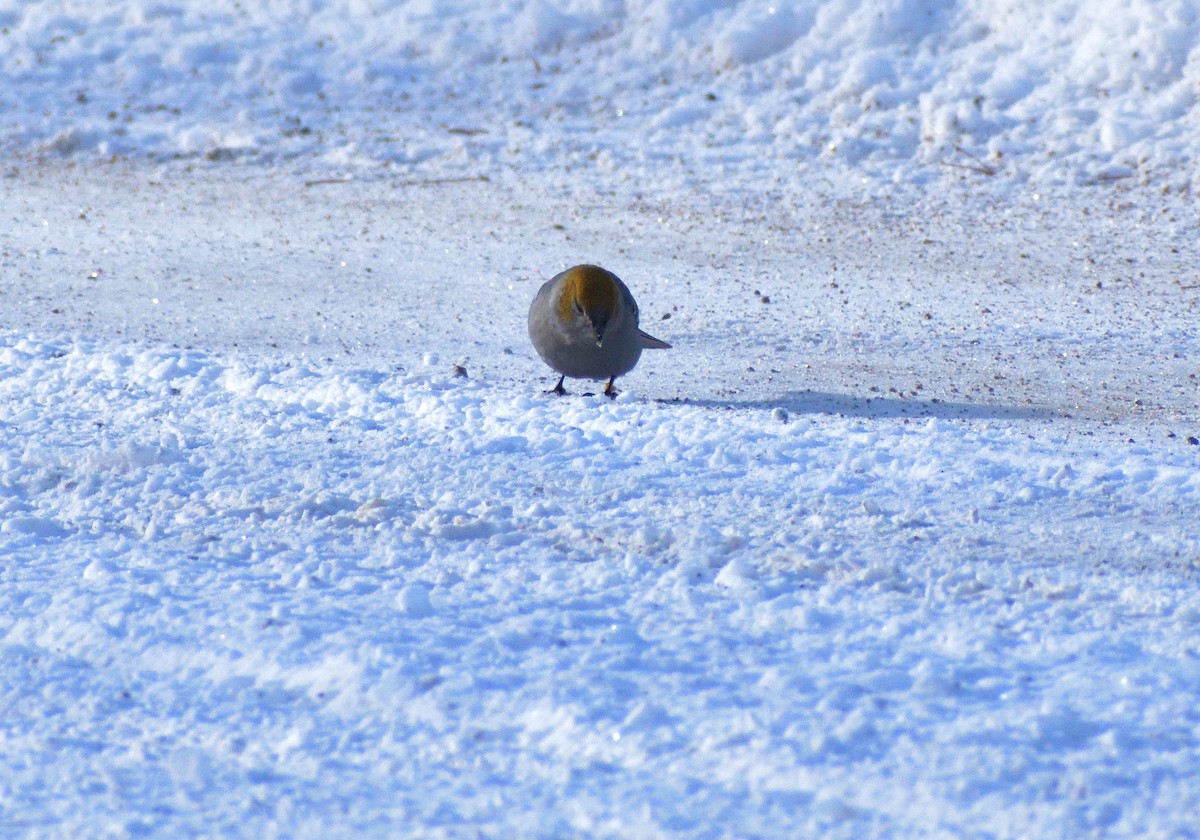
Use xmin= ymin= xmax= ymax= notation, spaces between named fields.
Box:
xmin=573 ymin=301 xmax=585 ymax=315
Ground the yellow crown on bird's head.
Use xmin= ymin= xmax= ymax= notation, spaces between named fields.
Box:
xmin=557 ymin=264 xmax=620 ymax=322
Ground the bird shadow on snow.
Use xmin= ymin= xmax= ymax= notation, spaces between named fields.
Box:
xmin=663 ymin=389 xmax=1059 ymax=421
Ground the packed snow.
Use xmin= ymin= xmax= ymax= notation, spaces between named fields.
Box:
xmin=2 ymin=1 xmax=1200 ymax=837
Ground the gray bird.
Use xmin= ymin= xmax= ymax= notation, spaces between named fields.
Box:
xmin=528 ymin=264 xmax=671 ymax=396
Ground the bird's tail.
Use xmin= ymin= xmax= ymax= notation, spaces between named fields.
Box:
xmin=638 ymin=330 xmax=672 ymax=350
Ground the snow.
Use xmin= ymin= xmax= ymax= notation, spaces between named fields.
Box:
xmin=2 ymin=1 xmax=1200 ymax=837
xmin=6 ymin=328 xmax=1200 ymax=836
xmin=4 ymin=0 xmax=1200 ymax=191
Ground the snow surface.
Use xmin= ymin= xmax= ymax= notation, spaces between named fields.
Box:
xmin=4 ymin=0 xmax=1200 ymax=191
xmin=3 ymin=1 xmax=1200 ymax=837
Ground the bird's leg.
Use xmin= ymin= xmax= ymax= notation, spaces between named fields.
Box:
xmin=549 ymin=375 xmax=567 ymax=395
xmin=603 ymin=377 xmax=618 ymax=398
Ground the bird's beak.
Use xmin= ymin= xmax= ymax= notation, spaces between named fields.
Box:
xmin=590 ymin=314 xmax=608 ymax=346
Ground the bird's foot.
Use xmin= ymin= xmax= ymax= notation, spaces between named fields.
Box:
xmin=547 ymin=375 xmax=568 ymax=396
xmin=603 ymin=377 xmax=619 ymax=399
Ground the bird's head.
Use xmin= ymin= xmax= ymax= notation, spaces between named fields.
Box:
xmin=558 ymin=264 xmax=621 ymax=346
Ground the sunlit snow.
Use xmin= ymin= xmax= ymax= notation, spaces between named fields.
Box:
xmin=2 ymin=1 xmax=1200 ymax=837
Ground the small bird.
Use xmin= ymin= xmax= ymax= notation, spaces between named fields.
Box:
xmin=528 ymin=264 xmax=671 ymax=397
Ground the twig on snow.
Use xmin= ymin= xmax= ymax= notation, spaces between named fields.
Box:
xmin=394 ymin=175 xmax=492 ymax=187
xmin=939 ymin=145 xmax=997 ymax=176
